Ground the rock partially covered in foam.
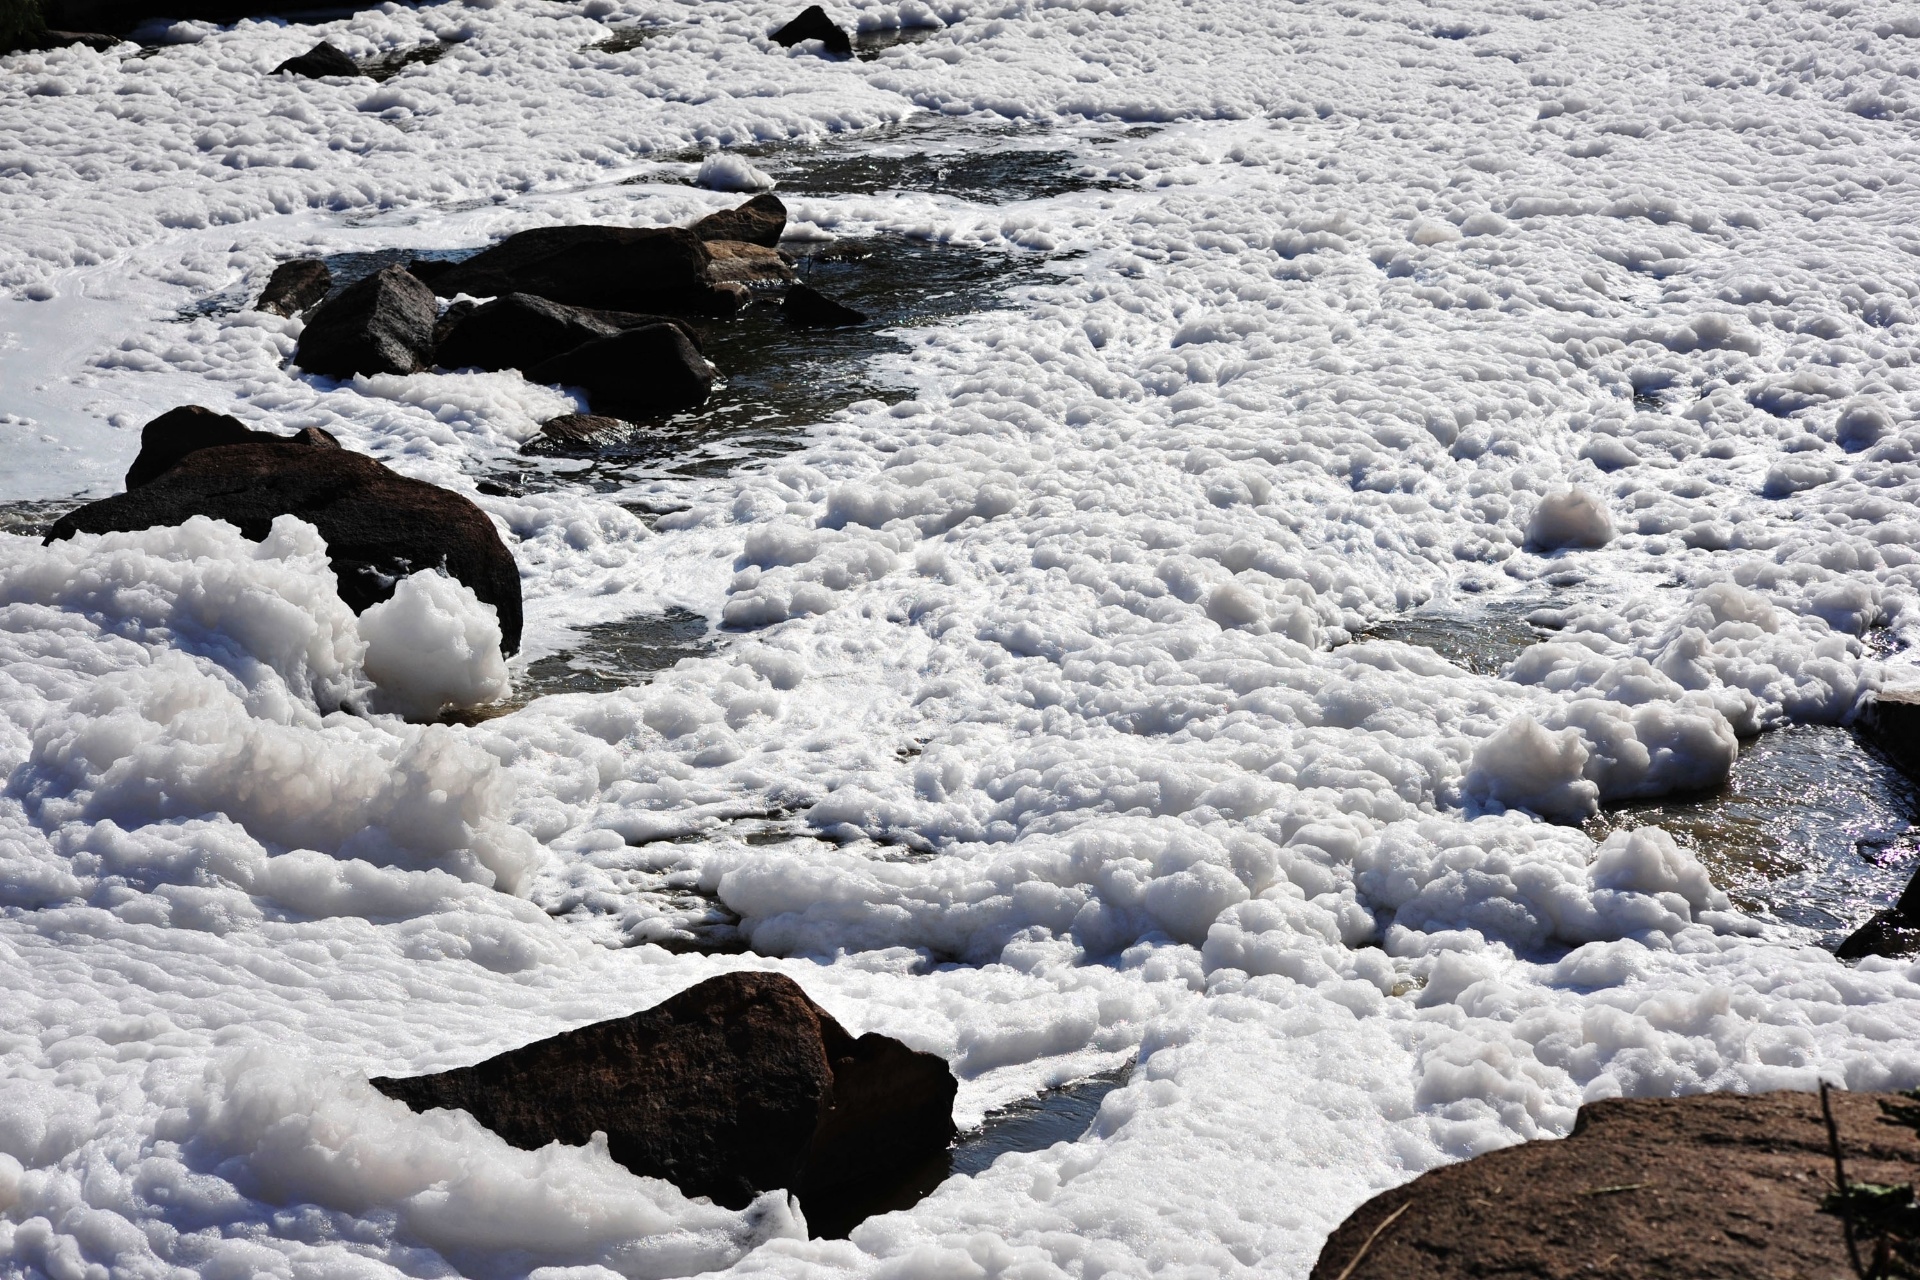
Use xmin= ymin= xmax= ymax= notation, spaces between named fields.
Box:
xmin=254 ymin=258 xmax=331 ymax=317
xmin=273 ymin=41 xmax=362 ymax=78
xmin=425 ymin=225 xmax=744 ymax=315
xmin=48 ymin=442 xmax=523 ymax=653
xmin=692 ymin=192 xmax=787 ymax=247
xmin=371 ymin=971 xmax=957 ymax=1210
xmin=1310 ymin=1090 xmax=1920 ymax=1280
xmin=123 ymin=404 xmax=337 ymax=490
xmin=525 ymin=323 xmax=713 ymax=419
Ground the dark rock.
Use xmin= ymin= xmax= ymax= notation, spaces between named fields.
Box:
xmin=122 ymin=405 xmax=337 ymax=490
xmin=424 ymin=225 xmax=744 ymax=316
xmin=1864 ymin=688 xmax=1920 ymax=777
xmin=702 ymin=239 xmax=795 ymax=291
xmin=430 ymin=299 xmax=477 ymax=351
xmin=522 ymin=413 xmax=640 ymax=456
xmin=525 ymin=324 xmax=713 ymax=419
xmin=771 ymin=5 xmax=850 ymax=55
xmin=783 ymin=282 xmax=866 ymax=329
xmin=255 ymin=259 xmax=332 ymax=318
xmin=692 ymin=193 xmax=787 ymax=248
xmin=1312 ymin=1090 xmax=1920 ymax=1280
xmin=407 ymin=258 xmax=458 ymax=290
xmin=294 ymin=265 xmax=439 ymax=379
xmin=48 ymin=443 xmax=521 ymax=653
xmin=371 ymin=971 xmax=957 ymax=1209
xmin=273 ymin=41 xmax=361 ymax=78
xmin=434 ymin=293 xmax=699 ymax=373
xmin=1837 ymin=860 xmax=1920 ymax=960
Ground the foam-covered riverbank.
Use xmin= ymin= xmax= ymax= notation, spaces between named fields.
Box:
xmin=4 ymin=0 xmax=1920 ymax=1274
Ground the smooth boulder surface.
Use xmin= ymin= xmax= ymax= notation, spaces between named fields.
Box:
xmin=274 ymin=41 xmax=360 ymax=78
xmin=122 ymin=405 xmax=339 ymax=489
xmin=425 ymin=225 xmax=743 ymax=315
xmin=1309 ymin=1090 xmax=1920 ymax=1280
xmin=523 ymin=414 xmax=639 ymax=456
xmin=48 ymin=444 xmax=522 ymax=653
xmin=771 ymin=5 xmax=850 ymax=55
xmin=783 ymin=283 xmax=866 ymax=328
xmin=525 ymin=323 xmax=713 ymax=419
xmin=371 ymin=972 xmax=958 ymax=1210
xmin=255 ymin=259 xmax=332 ymax=317
xmin=434 ymin=292 xmax=698 ymax=373
xmin=692 ymin=192 xmax=787 ymax=247
xmin=294 ymin=265 xmax=439 ymax=379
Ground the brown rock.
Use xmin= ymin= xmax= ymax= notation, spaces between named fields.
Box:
xmin=1865 ymin=689 xmax=1920 ymax=777
xmin=255 ymin=259 xmax=332 ymax=317
xmin=692 ymin=193 xmax=787 ymax=248
xmin=523 ymin=414 xmax=639 ymax=456
xmin=1310 ymin=1090 xmax=1920 ymax=1280
xmin=1837 ymin=865 xmax=1920 ymax=960
xmin=123 ymin=405 xmax=328 ymax=490
xmin=371 ymin=971 xmax=957 ymax=1210
xmin=424 ymin=225 xmax=743 ymax=316
xmin=48 ymin=443 xmax=522 ymax=654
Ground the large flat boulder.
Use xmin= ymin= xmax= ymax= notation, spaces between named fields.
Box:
xmin=423 ymin=226 xmax=744 ymax=316
xmin=692 ymin=193 xmax=787 ymax=248
xmin=48 ymin=442 xmax=522 ymax=653
xmin=371 ymin=971 xmax=957 ymax=1210
xmin=1310 ymin=1090 xmax=1920 ymax=1280
xmin=434 ymin=292 xmax=697 ymax=373
xmin=294 ymin=265 xmax=439 ymax=379
xmin=524 ymin=323 xmax=713 ymax=419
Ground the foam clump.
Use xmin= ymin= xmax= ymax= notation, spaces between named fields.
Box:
xmin=695 ymin=155 xmax=776 ymax=193
xmin=361 ymin=570 xmax=510 ymax=719
xmin=1527 ymin=488 xmax=1614 ymax=551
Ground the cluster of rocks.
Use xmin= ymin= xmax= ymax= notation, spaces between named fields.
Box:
xmin=271 ymin=193 xmax=865 ymax=451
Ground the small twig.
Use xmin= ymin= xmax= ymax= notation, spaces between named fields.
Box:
xmin=1578 ymin=1182 xmax=1651 ymax=1197
xmin=1825 ymin=1079 xmax=1872 ymax=1280
xmin=1333 ymin=1201 xmax=1411 ymax=1280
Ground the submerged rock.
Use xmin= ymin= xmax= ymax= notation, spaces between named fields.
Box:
xmin=1311 ymin=1090 xmax=1920 ymax=1280
xmin=692 ymin=193 xmax=787 ymax=248
xmin=274 ymin=41 xmax=361 ymax=78
xmin=254 ymin=259 xmax=331 ymax=317
xmin=783 ymin=282 xmax=866 ymax=328
xmin=371 ymin=971 xmax=957 ymax=1210
xmin=434 ymin=292 xmax=698 ymax=373
xmin=701 ymin=239 xmax=796 ymax=290
xmin=525 ymin=323 xmax=713 ymax=419
xmin=424 ymin=225 xmax=743 ymax=316
xmin=48 ymin=442 xmax=522 ymax=653
xmin=294 ymin=265 xmax=439 ymax=379
xmin=522 ymin=413 xmax=639 ymax=456
xmin=770 ymin=5 xmax=850 ymax=56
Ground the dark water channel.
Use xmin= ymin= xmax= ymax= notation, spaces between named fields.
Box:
xmin=804 ymin=1065 xmax=1132 ymax=1238
xmin=1355 ymin=597 xmax=1550 ymax=675
xmin=0 ymin=499 xmax=85 ymax=538
xmin=749 ymin=119 xmax=1122 ymax=205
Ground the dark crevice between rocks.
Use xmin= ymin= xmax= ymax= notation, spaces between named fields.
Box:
xmin=803 ymin=1064 xmax=1133 ymax=1239
xmin=1587 ymin=724 xmax=1920 ymax=947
